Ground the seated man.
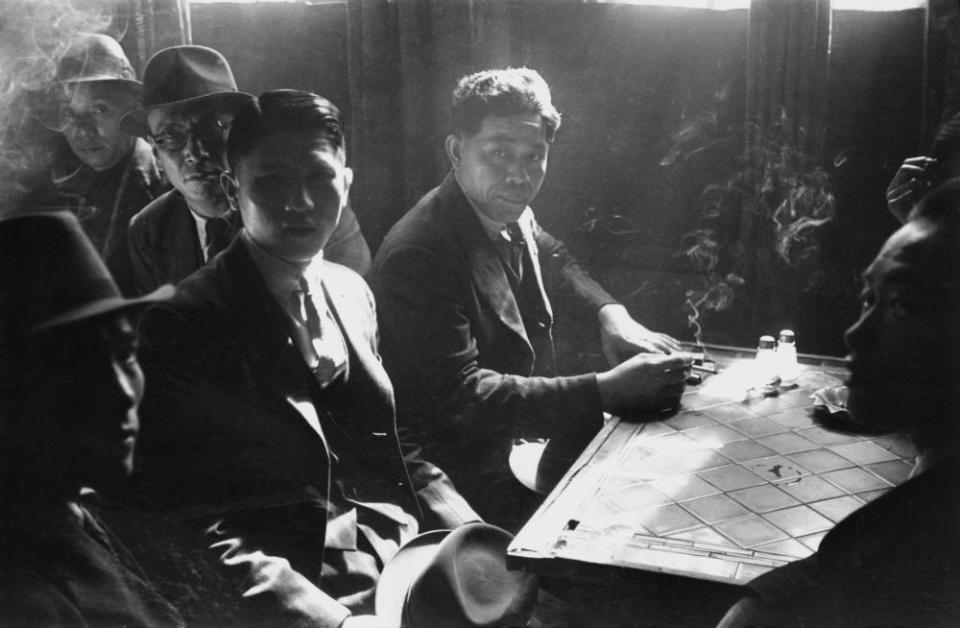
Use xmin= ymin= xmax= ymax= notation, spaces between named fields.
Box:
xmin=21 ymin=33 xmax=165 ymax=294
xmin=121 ymin=46 xmax=370 ymax=295
xmin=718 ymin=180 xmax=960 ymax=627
xmin=136 ymin=90 xmax=479 ymax=626
xmin=371 ymin=68 xmax=690 ymax=528
xmin=0 ymin=212 xmax=181 ymax=626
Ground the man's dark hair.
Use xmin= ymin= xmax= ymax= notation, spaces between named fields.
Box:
xmin=904 ymin=177 xmax=960 ymax=284
xmin=227 ymin=89 xmax=345 ymax=173
xmin=451 ymin=68 xmax=561 ymax=142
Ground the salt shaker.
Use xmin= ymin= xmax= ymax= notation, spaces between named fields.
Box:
xmin=755 ymin=335 xmax=778 ymax=386
xmin=777 ymin=329 xmax=799 ymax=388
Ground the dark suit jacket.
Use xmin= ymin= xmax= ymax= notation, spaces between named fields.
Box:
xmin=19 ymin=137 xmax=165 ymax=295
xmin=0 ymin=499 xmax=184 ymax=627
xmin=742 ymin=460 xmax=960 ymax=627
xmin=370 ymin=172 xmax=615 ymax=519
xmin=137 ymin=237 xmax=476 ymax=626
xmin=128 ymin=192 xmax=372 ymax=295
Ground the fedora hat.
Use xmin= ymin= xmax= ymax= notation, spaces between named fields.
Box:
xmin=55 ymin=33 xmax=141 ymax=87
xmin=120 ymin=45 xmax=253 ymax=137
xmin=0 ymin=212 xmax=173 ymax=341
xmin=376 ymin=523 xmax=539 ymax=628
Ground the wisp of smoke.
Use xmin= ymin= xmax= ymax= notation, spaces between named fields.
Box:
xmin=0 ymin=0 xmax=121 ymax=209
xmin=771 ymin=173 xmax=835 ymax=264
xmin=677 ymin=227 xmax=742 ymax=348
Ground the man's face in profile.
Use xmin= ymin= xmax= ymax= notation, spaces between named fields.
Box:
xmin=844 ymin=218 xmax=952 ymax=435
xmin=447 ymin=112 xmax=549 ymax=224
xmin=25 ymin=313 xmax=144 ymax=488
xmin=227 ymin=127 xmax=352 ymax=264
xmin=58 ymin=82 xmax=137 ymax=172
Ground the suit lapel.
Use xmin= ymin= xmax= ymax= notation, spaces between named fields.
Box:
xmin=321 ymin=274 xmax=378 ymax=389
xmin=517 ymin=211 xmax=554 ymax=322
xmin=165 ymin=193 xmax=204 ymax=277
xmin=440 ymin=174 xmax=529 ymax=345
xmin=217 ymin=239 xmax=328 ymax=442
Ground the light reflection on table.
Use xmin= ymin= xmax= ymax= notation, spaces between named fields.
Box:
xmin=507 ymin=347 xmax=917 ymax=585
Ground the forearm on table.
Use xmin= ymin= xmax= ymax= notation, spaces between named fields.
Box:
xmin=443 ymin=365 xmax=604 ymax=437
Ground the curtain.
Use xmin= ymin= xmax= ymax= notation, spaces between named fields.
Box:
xmin=123 ymin=0 xmax=192 ymax=75
xmin=929 ymin=0 xmax=960 ymax=133
xmin=346 ymin=0 xmax=524 ymax=246
xmin=741 ymin=0 xmax=831 ymax=334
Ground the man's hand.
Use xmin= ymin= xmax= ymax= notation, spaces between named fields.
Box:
xmin=598 ymin=304 xmax=682 ymax=366
xmin=886 ymin=156 xmax=938 ymax=223
xmin=596 ymin=352 xmax=692 ymax=414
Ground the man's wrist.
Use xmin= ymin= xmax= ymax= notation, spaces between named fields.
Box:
xmin=597 ymin=303 xmax=629 ymax=329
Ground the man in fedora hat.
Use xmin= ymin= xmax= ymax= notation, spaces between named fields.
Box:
xmin=122 ymin=45 xmax=371 ymax=295
xmin=0 ymin=212 xmax=183 ymax=625
xmin=136 ymin=89 xmax=479 ymax=626
xmin=19 ymin=33 xmax=166 ymax=295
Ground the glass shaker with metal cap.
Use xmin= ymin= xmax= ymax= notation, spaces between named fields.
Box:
xmin=755 ymin=334 xmax=779 ymax=387
xmin=777 ymin=329 xmax=799 ymax=388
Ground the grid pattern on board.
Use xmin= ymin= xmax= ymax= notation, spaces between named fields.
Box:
xmin=550 ymin=376 xmax=917 ymax=584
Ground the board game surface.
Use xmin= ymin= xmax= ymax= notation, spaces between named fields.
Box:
xmin=507 ymin=351 xmax=918 ymax=585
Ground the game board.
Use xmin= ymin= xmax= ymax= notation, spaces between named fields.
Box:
xmin=507 ymin=348 xmax=918 ymax=585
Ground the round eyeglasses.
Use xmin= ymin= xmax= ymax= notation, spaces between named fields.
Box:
xmin=150 ymin=117 xmax=228 ymax=152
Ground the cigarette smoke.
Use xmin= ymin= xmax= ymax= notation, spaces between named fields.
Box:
xmin=0 ymin=0 xmax=122 ymax=211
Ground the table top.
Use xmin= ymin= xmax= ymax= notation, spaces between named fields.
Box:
xmin=507 ymin=345 xmax=918 ymax=585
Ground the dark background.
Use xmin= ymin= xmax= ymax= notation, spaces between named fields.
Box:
xmin=188 ymin=1 xmax=933 ymax=358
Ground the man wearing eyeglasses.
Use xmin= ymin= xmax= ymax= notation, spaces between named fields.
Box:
xmin=122 ymin=46 xmax=372 ymax=295
xmin=19 ymin=33 xmax=166 ymax=296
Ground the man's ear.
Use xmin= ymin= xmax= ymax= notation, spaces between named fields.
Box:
xmin=342 ymin=166 xmax=354 ymax=196
xmin=445 ymin=134 xmax=462 ymax=171
xmin=220 ymin=172 xmax=239 ymax=211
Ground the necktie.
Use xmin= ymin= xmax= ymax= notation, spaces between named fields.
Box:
xmin=501 ymin=222 xmax=525 ymax=282
xmin=291 ymin=277 xmax=347 ymax=387
xmin=204 ymin=216 xmax=232 ymax=261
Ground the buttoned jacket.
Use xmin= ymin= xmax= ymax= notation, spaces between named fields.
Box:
xmin=370 ymin=172 xmax=614 ymax=498
xmin=137 ymin=236 xmax=475 ymax=626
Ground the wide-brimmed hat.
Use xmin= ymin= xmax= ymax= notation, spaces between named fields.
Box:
xmin=375 ymin=523 xmax=539 ymax=627
xmin=119 ymin=45 xmax=253 ymax=137
xmin=0 ymin=212 xmax=173 ymax=341
xmin=55 ymin=33 xmax=141 ymax=87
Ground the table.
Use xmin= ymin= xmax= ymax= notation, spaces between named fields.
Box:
xmin=508 ymin=345 xmax=918 ymax=586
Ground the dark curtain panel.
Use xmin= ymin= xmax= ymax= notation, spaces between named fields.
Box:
xmin=806 ymin=7 xmax=926 ymax=355
xmin=191 ymin=2 xmax=349 ymax=99
xmin=123 ymin=0 xmax=191 ymax=74
xmin=741 ymin=0 xmax=830 ymax=336
xmin=346 ymin=0 xmax=533 ymax=246
xmin=930 ymin=0 xmax=960 ymax=128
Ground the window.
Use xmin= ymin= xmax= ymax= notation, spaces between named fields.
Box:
xmin=595 ymin=0 xmax=749 ymax=8
xmin=597 ymin=0 xmax=925 ymax=10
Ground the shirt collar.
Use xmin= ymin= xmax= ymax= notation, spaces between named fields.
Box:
xmin=454 ymin=174 xmax=533 ymax=242
xmin=470 ymin=202 xmax=508 ymax=242
xmin=241 ymin=230 xmax=324 ymax=304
